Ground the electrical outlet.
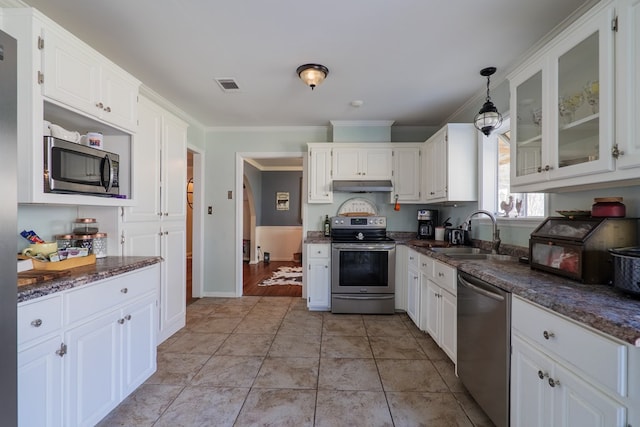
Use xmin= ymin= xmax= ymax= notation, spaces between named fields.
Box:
xmin=208 ymin=206 xmax=213 ymax=214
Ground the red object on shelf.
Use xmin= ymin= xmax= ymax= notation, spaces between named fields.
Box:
xmin=591 ymin=197 xmax=625 ymax=217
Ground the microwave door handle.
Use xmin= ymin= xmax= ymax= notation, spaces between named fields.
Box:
xmin=101 ymin=154 xmax=114 ymax=192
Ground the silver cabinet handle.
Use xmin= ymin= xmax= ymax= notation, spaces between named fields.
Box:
xmin=95 ymin=102 xmax=104 ymax=109
xmin=548 ymin=377 xmax=560 ymax=388
xmin=537 ymin=370 xmax=548 ymax=380
xmin=31 ymin=319 xmax=43 ymax=327
xmin=543 ymin=330 xmax=555 ymax=340
xmin=121 ymin=288 xmax=128 ymax=294
xmin=104 ymin=106 xmax=111 ymax=112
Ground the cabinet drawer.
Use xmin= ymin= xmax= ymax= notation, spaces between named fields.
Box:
xmin=64 ymin=267 xmax=157 ymax=325
xmin=432 ymin=259 xmax=457 ymax=295
xmin=307 ymin=244 xmax=329 ymax=258
xmin=512 ymin=296 xmax=627 ymax=397
xmin=407 ymin=249 xmax=420 ymax=269
xmin=18 ymin=295 xmax=63 ymax=346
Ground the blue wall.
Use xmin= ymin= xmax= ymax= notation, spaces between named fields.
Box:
xmin=261 ymin=171 xmax=302 ymax=226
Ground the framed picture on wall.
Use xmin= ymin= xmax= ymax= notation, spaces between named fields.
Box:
xmin=276 ymin=192 xmax=290 ymax=210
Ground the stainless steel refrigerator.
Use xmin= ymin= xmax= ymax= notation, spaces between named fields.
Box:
xmin=0 ymin=28 xmax=18 ymax=427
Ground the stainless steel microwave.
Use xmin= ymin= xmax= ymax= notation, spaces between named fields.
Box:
xmin=44 ymin=136 xmax=120 ymax=196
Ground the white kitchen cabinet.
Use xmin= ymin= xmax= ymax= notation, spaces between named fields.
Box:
xmin=508 ymin=0 xmax=640 ymax=192
xmin=307 ymin=145 xmax=333 ymax=203
xmin=41 ymin=24 xmax=139 ymax=132
xmin=406 ymin=248 xmax=420 ymax=325
xmin=332 ymin=146 xmax=392 ymax=180
xmin=391 ymin=144 xmax=422 ymax=203
xmin=422 ymin=123 xmax=477 ymax=203
xmin=305 ymin=243 xmax=331 ymax=310
xmin=511 ymin=296 xmax=629 ymax=426
xmin=394 ymin=245 xmax=408 ymax=311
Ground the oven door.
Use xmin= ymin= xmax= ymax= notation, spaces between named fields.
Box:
xmin=331 ymin=242 xmax=395 ymax=294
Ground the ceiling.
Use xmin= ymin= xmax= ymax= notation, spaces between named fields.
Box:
xmin=18 ymin=0 xmax=591 ymax=128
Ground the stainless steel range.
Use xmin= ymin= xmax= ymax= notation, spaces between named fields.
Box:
xmin=330 ymin=216 xmax=396 ymax=314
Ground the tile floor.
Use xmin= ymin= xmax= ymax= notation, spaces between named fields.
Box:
xmin=98 ymin=296 xmax=495 ymax=426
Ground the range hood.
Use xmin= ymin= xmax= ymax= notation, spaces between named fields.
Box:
xmin=332 ymin=180 xmax=393 ymax=193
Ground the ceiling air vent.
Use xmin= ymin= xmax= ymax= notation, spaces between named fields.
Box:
xmin=215 ymin=78 xmax=241 ymax=92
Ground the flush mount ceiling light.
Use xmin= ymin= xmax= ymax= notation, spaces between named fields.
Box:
xmin=474 ymin=67 xmax=503 ymax=136
xmin=297 ymin=63 xmax=329 ymax=90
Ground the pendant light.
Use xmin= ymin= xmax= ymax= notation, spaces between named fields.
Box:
xmin=474 ymin=67 xmax=503 ymax=136
xmin=297 ymin=64 xmax=329 ymax=90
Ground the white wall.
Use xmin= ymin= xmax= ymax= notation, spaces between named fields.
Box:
xmin=256 ymin=226 xmax=302 ymax=261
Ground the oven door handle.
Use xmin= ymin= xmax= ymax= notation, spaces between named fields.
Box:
xmin=332 ymin=244 xmax=396 ymax=251
xmin=332 ymin=295 xmax=395 ymax=300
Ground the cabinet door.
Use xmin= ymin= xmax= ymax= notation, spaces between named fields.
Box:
xmin=122 ymin=223 xmax=162 ymax=257
xmin=406 ymin=265 xmax=420 ymax=326
xmin=422 ymin=279 xmax=439 ymax=337
xmin=440 ymin=289 xmax=456 ymax=363
xmin=511 ymin=335 xmax=553 ymax=427
xmin=65 ymin=311 xmax=120 ymax=427
xmin=392 ymin=146 xmax=421 ymax=202
xmin=125 ymin=97 xmax=162 ymax=222
xmin=100 ymin=64 xmax=139 ymax=132
xmin=121 ymin=294 xmax=157 ymax=397
xmin=161 ymin=113 xmax=188 ymax=219
xmin=158 ymin=224 xmax=186 ymax=343
xmin=332 ymin=147 xmax=361 ymax=179
xmin=18 ymin=336 xmax=64 ymax=427
xmin=394 ymin=245 xmax=407 ymax=311
xmin=615 ymin=0 xmax=640 ymax=169
xmin=307 ymin=259 xmax=330 ymax=310
xmin=42 ymin=27 xmax=100 ymax=116
xmin=308 ymin=146 xmax=333 ymax=203
xmin=362 ymin=148 xmax=392 ymax=179
xmin=423 ymin=130 xmax=447 ymax=201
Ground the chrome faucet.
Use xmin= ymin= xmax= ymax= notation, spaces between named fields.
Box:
xmin=462 ymin=209 xmax=501 ymax=254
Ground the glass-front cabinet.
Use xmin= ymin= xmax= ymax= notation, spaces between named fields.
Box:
xmin=510 ymin=2 xmax=616 ymax=191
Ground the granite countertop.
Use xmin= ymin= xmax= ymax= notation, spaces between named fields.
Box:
xmin=403 ymin=242 xmax=640 ymax=347
xmin=17 ymin=256 xmax=162 ymax=304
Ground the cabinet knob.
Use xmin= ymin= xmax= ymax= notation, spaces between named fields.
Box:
xmin=157 ymin=212 xmax=163 ymax=216
xmin=438 ymin=272 xmax=445 ymax=277
xmin=118 ymin=318 xmax=125 ymax=324
xmin=121 ymin=288 xmax=128 ymax=294
xmin=31 ymin=319 xmax=43 ymax=327
xmin=164 ymin=212 xmax=169 ymax=216
xmin=537 ymin=370 xmax=548 ymax=380
xmin=104 ymin=106 xmax=111 ymax=112
xmin=125 ymin=314 xmax=132 ymax=321
xmin=548 ymin=377 xmax=560 ymax=388
xmin=542 ymin=330 xmax=554 ymax=340
xmin=95 ymin=102 xmax=104 ymax=109
xmin=164 ymin=231 xmax=169 ymax=235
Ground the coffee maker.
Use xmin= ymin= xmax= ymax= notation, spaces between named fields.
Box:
xmin=417 ymin=209 xmax=438 ymax=239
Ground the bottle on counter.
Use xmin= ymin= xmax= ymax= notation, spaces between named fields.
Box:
xmin=323 ymin=215 xmax=331 ymax=237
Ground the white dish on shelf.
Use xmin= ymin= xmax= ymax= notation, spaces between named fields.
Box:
xmin=337 ymin=197 xmax=378 ymax=216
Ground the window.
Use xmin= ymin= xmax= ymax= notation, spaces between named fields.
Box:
xmin=496 ymin=130 xmax=545 ymax=217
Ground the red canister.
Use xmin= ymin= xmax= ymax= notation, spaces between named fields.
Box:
xmin=591 ymin=197 xmax=625 ymax=217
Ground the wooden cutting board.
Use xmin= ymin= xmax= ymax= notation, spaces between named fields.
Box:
xmin=18 ymin=269 xmax=71 ymax=287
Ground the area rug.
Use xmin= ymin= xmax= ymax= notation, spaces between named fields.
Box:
xmin=258 ymin=266 xmax=303 ymax=286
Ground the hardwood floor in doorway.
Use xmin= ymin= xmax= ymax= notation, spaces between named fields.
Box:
xmin=243 ymin=260 xmax=302 ymax=297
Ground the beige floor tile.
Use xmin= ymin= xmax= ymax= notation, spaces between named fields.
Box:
xmin=386 ymin=391 xmax=474 ymax=427
xmin=454 ymin=391 xmax=496 ymax=427
xmin=318 ymin=358 xmax=382 ymax=391
xmin=321 ymin=335 xmax=373 ymax=358
xmin=253 ymin=356 xmax=319 ymax=389
xmin=96 ymin=384 xmax=183 ymax=427
xmin=277 ymin=317 xmax=323 ymax=335
xmin=269 ymin=334 xmax=321 ymax=358
xmin=377 ymin=359 xmax=449 ymax=392
xmin=190 ymin=355 xmax=263 ymax=387
xmin=145 ymin=353 xmax=210 ymax=386
xmin=248 ymin=306 xmax=289 ymax=318
xmin=234 ymin=317 xmax=282 ymax=334
xmin=154 ymin=386 xmax=249 ymax=427
xmin=433 ymin=358 xmax=466 ymax=392
xmin=186 ymin=316 xmax=243 ymax=333
xmin=415 ymin=333 xmax=449 ymax=360
xmin=363 ymin=316 xmax=413 ymax=337
xmin=162 ymin=332 xmax=228 ymax=355
xmin=315 ymin=390 xmax=393 ymax=427
xmin=214 ymin=333 xmax=274 ymax=356
xmin=370 ymin=336 xmax=427 ymax=359
xmin=322 ymin=314 xmax=366 ymax=336
xmin=234 ymin=388 xmax=316 ymax=427
xmin=207 ymin=304 xmax=253 ymax=317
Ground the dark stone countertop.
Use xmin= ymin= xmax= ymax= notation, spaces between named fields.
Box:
xmin=17 ymin=256 xmax=163 ymax=304
xmin=402 ymin=242 xmax=640 ymax=347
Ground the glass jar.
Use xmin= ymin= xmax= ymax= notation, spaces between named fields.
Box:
xmin=591 ymin=197 xmax=625 ymax=217
xmin=73 ymin=234 xmax=94 ymax=253
xmin=55 ymin=234 xmax=74 ymax=250
xmin=92 ymin=233 xmax=108 ymax=258
xmin=73 ymin=218 xmax=99 ymax=234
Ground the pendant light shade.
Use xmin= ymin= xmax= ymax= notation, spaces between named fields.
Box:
xmin=297 ymin=64 xmax=329 ymax=90
xmin=474 ymin=67 xmax=503 ymax=136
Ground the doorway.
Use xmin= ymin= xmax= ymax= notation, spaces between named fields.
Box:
xmin=187 ymin=147 xmax=204 ymax=304
xmin=236 ymin=153 xmax=304 ymax=298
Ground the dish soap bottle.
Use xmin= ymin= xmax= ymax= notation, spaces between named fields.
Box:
xmin=323 ymin=215 xmax=331 ymax=237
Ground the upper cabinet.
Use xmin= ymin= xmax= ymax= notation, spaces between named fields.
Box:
xmin=332 ymin=146 xmax=392 ymax=180
xmin=42 ymin=26 xmax=139 ymax=132
xmin=422 ymin=124 xmax=477 ymax=203
xmin=510 ymin=0 xmax=640 ymax=192
xmin=308 ymin=145 xmax=333 ymax=203
xmin=391 ymin=144 xmax=422 ymax=203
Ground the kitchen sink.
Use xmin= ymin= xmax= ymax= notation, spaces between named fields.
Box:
xmin=430 ymin=247 xmax=490 ymax=255
xmin=446 ymin=253 xmax=518 ymax=262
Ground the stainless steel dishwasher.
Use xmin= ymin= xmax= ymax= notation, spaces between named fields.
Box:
xmin=457 ymin=271 xmax=511 ymax=427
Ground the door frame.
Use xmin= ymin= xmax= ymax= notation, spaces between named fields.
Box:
xmin=188 ymin=145 xmax=205 ymax=298
xmin=235 ymin=152 xmax=304 ymax=297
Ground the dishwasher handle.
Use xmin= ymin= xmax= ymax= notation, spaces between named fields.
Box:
xmin=458 ymin=273 xmax=505 ymax=302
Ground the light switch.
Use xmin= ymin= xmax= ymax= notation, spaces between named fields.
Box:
xmin=227 ymin=191 xmax=233 ymax=199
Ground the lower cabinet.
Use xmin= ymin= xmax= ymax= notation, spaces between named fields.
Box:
xmin=405 ymin=249 xmax=420 ymax=324
xmin=17 ymin=265 xmax=159 ymax=427
xmin=511 ymin=296 xmax=629 ymax=427
xmin=305 ymin=243 xmax=331 ymax=310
